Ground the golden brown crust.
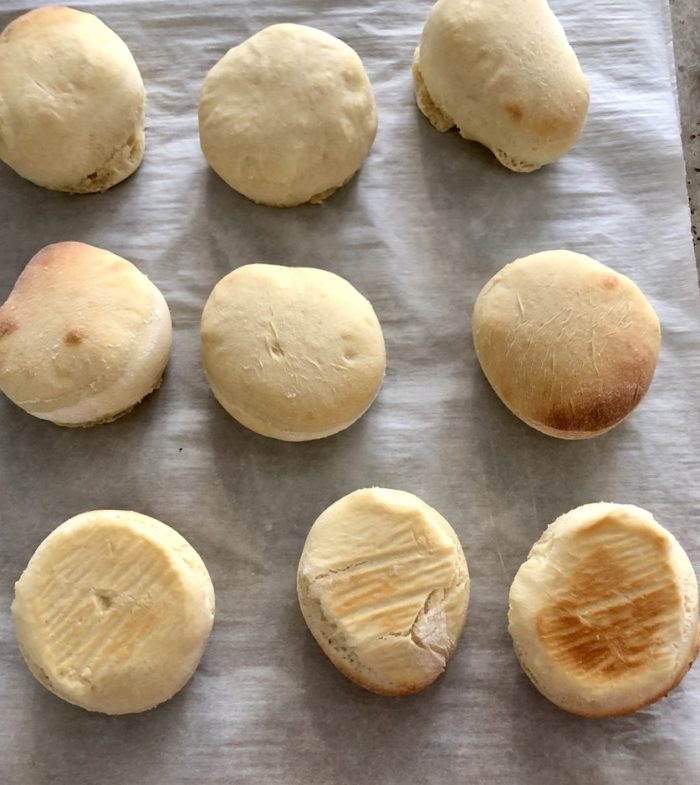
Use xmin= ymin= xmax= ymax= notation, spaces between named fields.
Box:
xmin=545 ymin=634 xmax=700 ymax=717
xmin=415 ymin=0 xmax=589 ymax=170
xmin=567 ymin=635 xmax=700 ymax=718
xmin=509 ymin=503 xmax=699 ymax=717
xmin=0 ymin=314 xmax=17 ymax=338
xmin=535 ymin=517 xmax=679 ymax=681
xmin=542 ymin=373 xmax=653 ymax=435
xmin=64 ymin=327 xmax=86 ymax=345
xmin=298 ymin=488 xmax=469 ymax=696
xmin=472 ymin=251 xmax=660 ymax=439
xmin=1 ymin=6 xmax=78 ymax=39
xmin=503 ymin=102 xmax=524 ymax=123
xmin=0 ymin=242 xmax=171 ymax=426
xmin=12 ymin=241 xmax=90 ymax=282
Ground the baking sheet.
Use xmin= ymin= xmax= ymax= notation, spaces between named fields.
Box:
xmin=1 ymin=0 xmax=699 ymax=782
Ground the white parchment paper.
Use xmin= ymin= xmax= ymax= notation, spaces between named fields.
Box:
xmin=1 ymin=1 xmax=699 ymax=783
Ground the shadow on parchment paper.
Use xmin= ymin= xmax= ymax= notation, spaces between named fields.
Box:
xmin=498 ymin=663 xmax=677 ymax=784
xmin=273 ymin=585 xmax=480 ymax=784
xmin=202 ymin=388 xmax=385 ymax=549
xmin=464 ymin=364 xmax=629 ymax=577
xmin=199 ymin=382 xmax=390 ymax=586
xmin=21 ymin=670 xmax=199 ymax=783
xmin=504 ymin=649 xmax=700 ymax=782
xmin=199 ymin=165 xmax=373 ymax=276
xmin=0 ymin=377 xmax=169 ymax=540
xmin=411 ymin=108 xmax=572 ymax=262
xmin=465 ymin=366 xmax=700 ymax=781
xmin=194 ymin=392 xmax=450 ymax=783
xmin=0 ymin=163 xmax=147 ymax=279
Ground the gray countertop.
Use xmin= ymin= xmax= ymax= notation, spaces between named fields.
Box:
xmin=670 ymin=0 xmax=699 ymax=275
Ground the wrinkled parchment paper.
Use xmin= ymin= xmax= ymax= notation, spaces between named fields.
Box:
xmin=1 ymin=1 xmax=699 ymax=783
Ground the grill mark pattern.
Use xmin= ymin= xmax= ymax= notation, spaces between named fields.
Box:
xmin=314 ymin=537 xmax=437 ymax=577
xmin=88 ymin=568 xmax=177 ymax=676
xmin=321 ymin=546 xmax=457 ymax=636
xmin=43 ymin=548 xmax=156 ymax=652
xmin=30 ymin=527 xmax=178 ymax=685
xmin=38 ymin=528 xmax=138 ymax=595
xmin=67 ymin=556 xmax=167 ymax=675
xmin=536 ymin=520 xmax=681 ymax=680
xmin=38 ymin=549 xmax=138 ymax=642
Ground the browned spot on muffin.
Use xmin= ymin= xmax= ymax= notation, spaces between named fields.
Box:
xmin=531 ymin=93 xmax=588 ymax=138
xmin=545 ymin=392 xmax=626 ymax=433
xmin=2 ymin=7 xmax=78 ymax=40
xmin=504 ymin=102 xmax=523 ymax=122
xmin=536 ymin=517 xmax=679 ymax=680
xmin=64 ymin=327 xmax=86 ymax=345
xmin=543 ymin=358 xmax=653 ymax=434
xmin=0 ymin=314 xmax=18 ymax=338
xmin=34 ymin=242 xmax=86 ymax=265
xmin=12 ymin=243 xmax=85 ymax=295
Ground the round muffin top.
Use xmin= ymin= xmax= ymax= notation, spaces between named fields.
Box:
xmin=415 ymin=0 xmax=589 ymax=171
xmin=0 ymin=6 xmax=145 ymax=192
xmin=200 ymin=263 xmax=385 ymax=441
xmin=0 ymin=242 xmax=172 ymax=426
xmin=199 ymin=23 xmax=377 ymax=206
xmin=298 ymin=487 xmax=470 ymax=695
xmin=472 ymin=250 xmax=660 ymax=439
xmin=509 ymin=502 xmax=699 ymax=716
xmin=12 ymin=510 xmax=215 ymax=714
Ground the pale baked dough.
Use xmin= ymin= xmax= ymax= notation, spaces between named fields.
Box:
xmin=413 ymin=0 xmax=589 ymax=171
xmin=0 ymin=6 xmax=145 ymax=192
xmin=472 ymin=250 xmax=660 ymax=439
xmin=200 ymin=264 xmax=385 ymax=440
xmin=12 ymin=510 xmax=215 ymax=715
xmin=198 ymin=23 xmax=377 ymax=206
xmin=297 ymin=488 xmax=469 ymax=695
xmin=0 ymin=242 xmax=172 ymax=426
xmin=509 ymin=503 xmax=699 ymax=717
